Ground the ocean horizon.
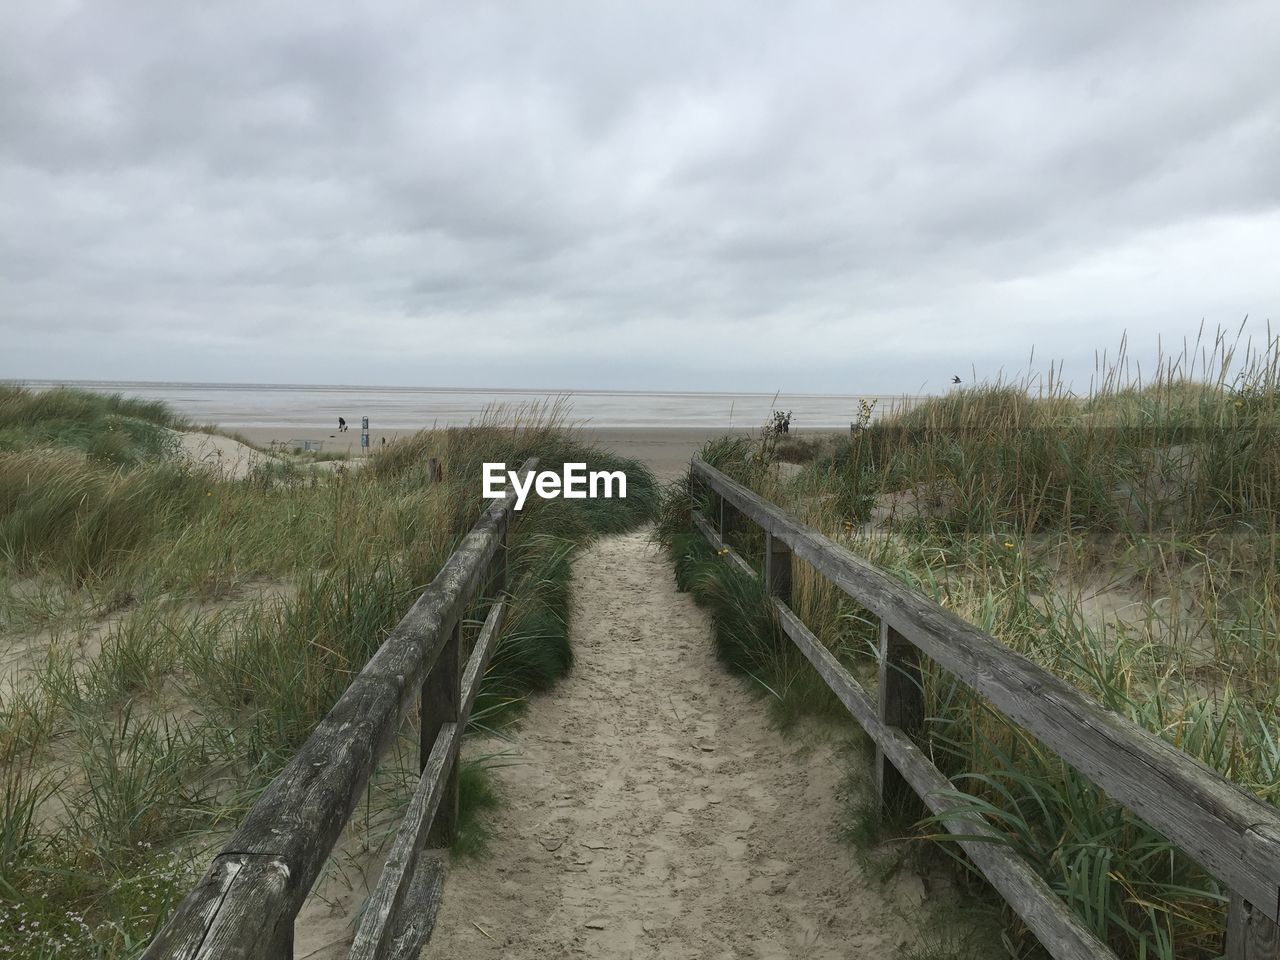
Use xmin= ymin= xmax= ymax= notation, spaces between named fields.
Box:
xmin=9 ymin=379 xmax=928 ymax=430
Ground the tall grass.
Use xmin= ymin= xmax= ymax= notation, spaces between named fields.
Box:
xmin=659 ymin=328 xmax=1280 ymax=959
xmin=0 ymin=384 xmax=181 ymax=467
xmin=0 ymin=389 xmax=655 ymax=956
xmin=0 ymin=453 xmax=206 ymax=583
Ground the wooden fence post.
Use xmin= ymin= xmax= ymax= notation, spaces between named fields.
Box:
xmin=718 ymin=494 xmax=737 ymax=544
xmin=422 ymin=618 xmax=461 ymax=846
xmin=484 ymin=521 xmax=509 ymax=605
xmin=765 ymin=532 xmax=792 ymax=604
xmin=497 ymin=522 xmax=510 ymax=596
xmin=273 ymin=921 xmax=294 ymax=960
xmin=877 ymin=619 xmax=924 ymax=815
xmin=688 ymin=461 xmax=698 ymax=523
xmin=1228 ymin=893 xmax=1280 ymax=959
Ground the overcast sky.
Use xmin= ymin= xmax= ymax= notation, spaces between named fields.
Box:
xmin=1 ymin=1 xmax=1277 ymax=393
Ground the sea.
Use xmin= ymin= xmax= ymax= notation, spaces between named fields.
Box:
xmin=10 ymin=380 xmax=925 ymax=430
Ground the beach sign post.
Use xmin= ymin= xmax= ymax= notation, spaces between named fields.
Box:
xmin=361 ymin=416 xmax=369 ymax=450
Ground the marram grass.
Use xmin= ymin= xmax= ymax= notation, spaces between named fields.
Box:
xmin=659 ymin=329 xmax=1280 ymax=960
xmin=0 ymin=388 xmax=655 ymax=956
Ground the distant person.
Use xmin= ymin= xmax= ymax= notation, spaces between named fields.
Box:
xmin=338 ymin=416 xmax=347 ymax=432
xmin=380 ymin=436 xmax=386 ymax=447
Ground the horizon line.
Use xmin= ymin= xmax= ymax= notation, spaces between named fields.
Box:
xmin=4 ymin=377 xmax=935 ymax=400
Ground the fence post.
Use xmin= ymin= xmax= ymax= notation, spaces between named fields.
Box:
xmin=273 ymin=922 xmax=294 ymax=960
xmin=717 ymin=493 xmax=737 ymax=543
xmin=1228 ymin=894 xmax=1280 ymax=959
xmin=484 ymin=517 xmax=509 ymax=604
xmin=422 ymin=617 xmax=461 ymax=846
xmin=765 ymin=532 xmax=792 ymax=604
xmin=688 ymin=460 xmax=697 ymax=523
xmin=877 ymin=618 xmax=924 ymax=815
xmin=497 ymin=521 xmax=510 ymax=596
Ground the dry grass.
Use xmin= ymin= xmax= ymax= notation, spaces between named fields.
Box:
xmin=660 ymin=326 xmax=1280 ymax=959
xmin=0 ymin=389 xmax=655 ymax=956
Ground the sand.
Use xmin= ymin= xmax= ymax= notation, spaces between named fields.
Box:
xmin=234 ymin=427 xmax=405 ymax=460
xmin=584 ymin=428 xmax=756 ymax=482
xmin=186 ymin=423 xmax=918 ymax=955
xmin=421 ymin=529 xmax=919 ymax=959
xmin=292 ymin=529 xmax=920 ymax=958
xmin=175 ymin=430 xmax=274 ymax=480
xmin=232 ymin=426 xmax=837 ymax=483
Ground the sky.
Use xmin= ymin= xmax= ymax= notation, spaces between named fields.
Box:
xmin=1 ymin=1 xmax=1277 ymax=394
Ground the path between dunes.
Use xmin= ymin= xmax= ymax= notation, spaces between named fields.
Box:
xmin=425 ymin=528 xmax=921 ymax=959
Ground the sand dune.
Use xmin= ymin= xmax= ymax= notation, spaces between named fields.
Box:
xmin=175 ymin=431 xmax=272 ymax=480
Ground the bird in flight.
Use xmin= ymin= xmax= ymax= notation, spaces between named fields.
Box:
xmin=952 ymin=375 xmax=961 ymax=384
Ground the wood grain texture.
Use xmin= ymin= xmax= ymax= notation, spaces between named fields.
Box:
xmin=692 ymin=459 xmax=1280 ymax=922
xmin=145 ymin=461 xmax=536 ymax=959
xmin=348 ymin=722 xmax=459 ymax=960
xmin=350 ymin=598 xmax=507 ymax=959
xmin=461 ymin=600 xmax=506 ymax=721
xmin=771 ymin=601 xmax=1117 ymax=960
xmin=141 ymin=855 xmax=293 ymax=960
xmin=691 ymin=514 xmax=1111 ymax=957
xmin=692 ymin=513 xmax=1114 ymax=958
xmin=422 ymin=617 xmax=461 ymax=845
xmin=383 ymin=854 xmax=446 ymax=960
xmin=1229 ymin=894 xmax=1280 ymax=960
xmin=424 ymin=616 xmax=460 ymax=849
xmin=495 ymin=524 xmax=509 ymax=596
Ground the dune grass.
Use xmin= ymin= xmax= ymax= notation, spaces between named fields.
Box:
xmin=658 ymin=329 xmax=1280 ymax=960
xmin=0 ymin=385 xmax=182 ymax=467
xmin=0 ymin=389 xmax=656 ymax=956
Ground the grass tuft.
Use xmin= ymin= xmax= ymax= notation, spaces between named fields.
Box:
xmin=0 ymin=388 xmax=656 ymax=956
xmin=659 ymin=328 xmax=1280 ymax=959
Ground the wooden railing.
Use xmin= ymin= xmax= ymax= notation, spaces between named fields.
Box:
xmin=690 ymin=458 xmax=1280 ymax=960
xmin=144 ymin=459 xmax=537 ymax=960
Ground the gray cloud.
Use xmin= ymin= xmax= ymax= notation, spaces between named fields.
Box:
xmin=1 ymin=0 xmax=1278 ymax=393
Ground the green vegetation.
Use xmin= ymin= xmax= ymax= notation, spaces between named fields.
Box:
xmin=0 ymin=385 xmax=182 ymax=467
xmin=658 ymin=332 xmax=1280 ymax=959
xmin=0 ymin=386 xmax=655 ymax=956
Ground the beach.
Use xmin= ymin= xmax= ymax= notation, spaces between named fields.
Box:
xmin=11 ymin=380 xmax=894 ymax=481
xmin=233 ymin=425 xmax=839 ymax=481
xmin=14 ymin=380 xmax=920 ymax=428
xmin=6 ymin=366 xmax=1277 ymax=958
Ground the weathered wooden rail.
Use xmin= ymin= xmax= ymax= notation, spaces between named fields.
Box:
xmin=690 ymin=458 xmax=1280 ymax=960
xmin=144 ymin=459 xmax=537 ymax=960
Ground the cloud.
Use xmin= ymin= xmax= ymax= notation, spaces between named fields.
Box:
xmin=1 ymin=0 xmax=1277 ymax=392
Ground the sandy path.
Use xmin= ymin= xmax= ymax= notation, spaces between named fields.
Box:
xmin=425 ymin=528 xmax=919 ymax=959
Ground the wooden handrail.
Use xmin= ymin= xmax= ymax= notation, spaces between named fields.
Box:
xmin=349 ymin=599 xmax=508 ymax=959
xmin=144 ymin=459 xmax=536 ymax=959
xmin=690 ymin=458 xmax=1280 ymax=959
